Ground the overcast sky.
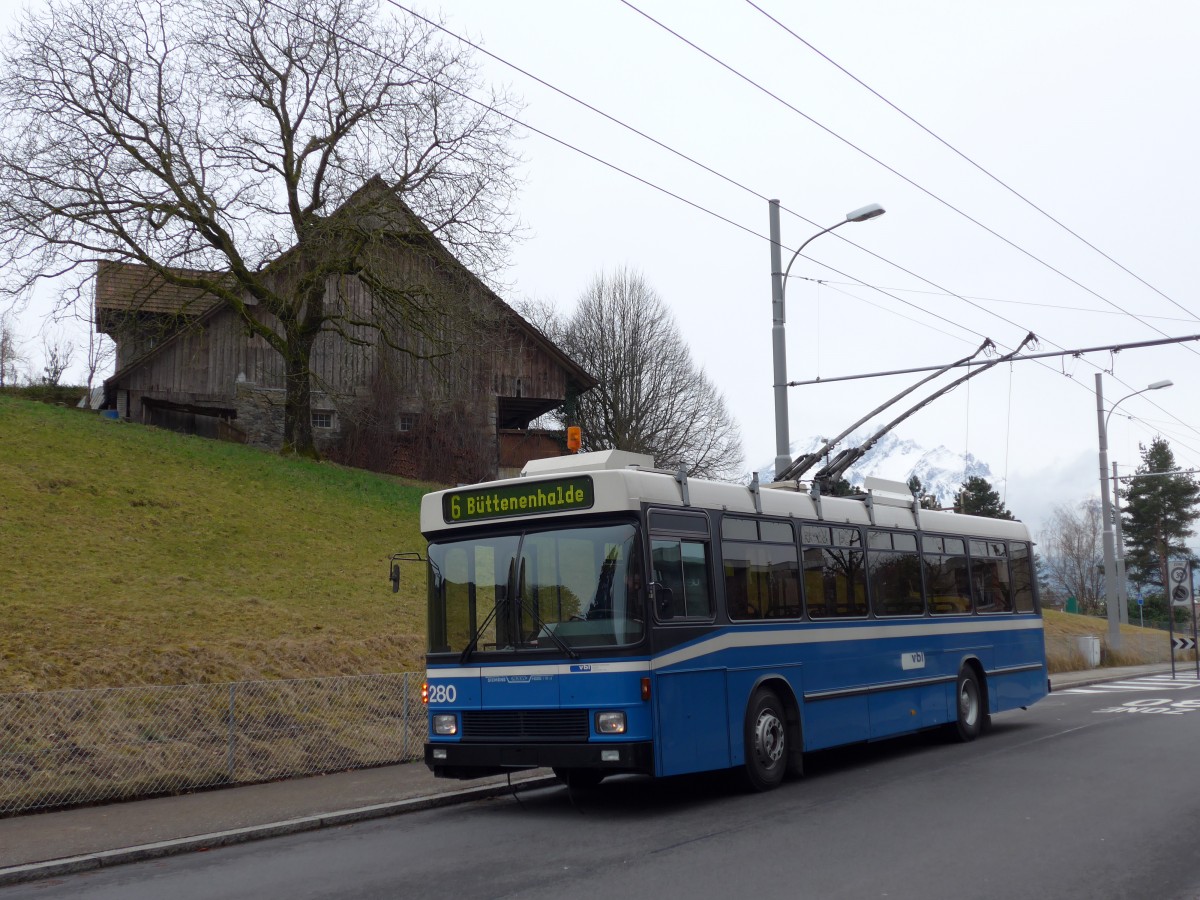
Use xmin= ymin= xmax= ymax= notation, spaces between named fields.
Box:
xmin=4 ymin=0 xmax=1198 ymax=537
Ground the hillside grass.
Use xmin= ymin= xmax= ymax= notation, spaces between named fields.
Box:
xmin=1043 ymin=608 xmax=1195 ymax=672
xmin=1 ymin=396 xmax=1189 ymax=693
xmin=0 ymin=397 xmax=436 ymax=692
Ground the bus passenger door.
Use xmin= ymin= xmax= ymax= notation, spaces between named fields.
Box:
xmin=647 ymin=509 xmax=730 ymax=776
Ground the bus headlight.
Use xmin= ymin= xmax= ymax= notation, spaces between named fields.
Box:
xmin=595 ymin=711 xmax=627 ymax=735
xmin=433 ymin=714 xmax=458 ymax=735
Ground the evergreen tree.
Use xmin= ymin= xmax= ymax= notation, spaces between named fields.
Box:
xmin=829 ymin=477 xmax=855 ymax=497
xmin=1121 ymin=436 xmax=1200 ymax=590
xmin=955 ymin=476 xmax=1015 ymax=520
xmin=907 ymin=475 xmax=940 ymax=510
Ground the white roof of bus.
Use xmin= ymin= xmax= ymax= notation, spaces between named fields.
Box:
xmin=420 ymin=452 xmax=1032 ymax=543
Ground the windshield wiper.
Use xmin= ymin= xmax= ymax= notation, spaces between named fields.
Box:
xmin=459 ymin=601 xmax=502 ymax=665
xmin=459 ymin=558 xmax=579 ymax=662
xmin=460 ymin=558 xmax=512 ymax=665
xmin=514 ymin=558 xmax=578 ymax=659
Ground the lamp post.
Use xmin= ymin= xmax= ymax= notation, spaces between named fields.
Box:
xmin=1112 ymin=460 xmax=1129 ymax=624
xmin=1096 ymin=374 xmax=1172 ymax=650
xmin=769 ymin=201 xmax=885 ymax=475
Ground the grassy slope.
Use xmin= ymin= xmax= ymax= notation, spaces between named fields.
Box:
xmin=0 ymin=397 xmax=1182 ymax=692
xmin=0 ymin=397 xmax=434 ymax=692
xmin=1042 ymin=608 xmax=1190 ymax=671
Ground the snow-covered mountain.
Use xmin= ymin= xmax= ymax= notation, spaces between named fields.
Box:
xmin=755 ymin=431 xmax=997 ymax=509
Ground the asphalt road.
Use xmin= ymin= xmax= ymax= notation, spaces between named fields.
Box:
xmin=7 ymin=673 xmax=1200 ymax=900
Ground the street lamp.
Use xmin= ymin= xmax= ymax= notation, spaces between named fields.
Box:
xmin=769 ymin=201 xmax=886 ymax=475
xmin=1096 ymin=374 xmax=1172 ymax=650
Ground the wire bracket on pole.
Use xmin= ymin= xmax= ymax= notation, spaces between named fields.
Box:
xmin=674 ymin=467 xmax=691 ymax=507
xmin=748 ymin=472 xmax=762 ymax=514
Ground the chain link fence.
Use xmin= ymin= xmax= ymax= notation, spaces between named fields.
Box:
xmin=0 ymin=673 xmax=426 ymax=816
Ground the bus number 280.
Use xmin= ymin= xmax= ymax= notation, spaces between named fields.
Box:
xmin=428 ymin=684 xmax=457 ymax=704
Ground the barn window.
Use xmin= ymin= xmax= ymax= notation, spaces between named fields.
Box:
xmin=312 ymin=410 xmax=334 ymax=429
xmin=398 ymin=413 xmax=416 ymax=433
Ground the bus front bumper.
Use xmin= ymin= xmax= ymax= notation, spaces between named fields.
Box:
xmin=424 ymin=740 xmax=655 ymax=780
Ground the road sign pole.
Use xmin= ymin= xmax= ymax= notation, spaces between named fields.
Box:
xmin=1170 ymin=617 xmax=1176 ymax=679
xmin=1167 ymin=560 xmax=1194 ymax=679
xmin=1138 ymin=593 xmax=1145 ymax=657
xmin=1192 ymin=584 xmax=1199 ymax=679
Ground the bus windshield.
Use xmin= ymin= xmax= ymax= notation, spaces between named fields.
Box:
xmin=427 ymin=522 xmax=645 ymax=654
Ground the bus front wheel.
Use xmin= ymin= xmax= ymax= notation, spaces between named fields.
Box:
xmin=950 ymin=668 xmax=984 ymax=742
xmin=740 ymin=688 xmax=787 ymax=792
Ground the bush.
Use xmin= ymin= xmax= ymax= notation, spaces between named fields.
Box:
xmin=0 ymin=383 xmax=90 ymax=406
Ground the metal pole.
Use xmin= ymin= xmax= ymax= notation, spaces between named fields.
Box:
xmin=1113 ymin=461 xmax=1130 ymax=625
xmin=1192 ymin=574 xmax=1199 ymax=678
xmin=1096 ymin=373 xmax=1123 ymax=651
xmin=1169 ymin=561 xmax=1177 ymax=679
xmin=1138 ymin=590 xmax=1144 ymax=658
xmin=769 ymin=199 xmax=790 ymax=476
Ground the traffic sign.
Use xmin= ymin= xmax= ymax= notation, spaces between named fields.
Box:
xmin=1169 ymin=560 xmax=1194 ymax=606
xmin=1172 ymin=637 xmax=1196 ymax=652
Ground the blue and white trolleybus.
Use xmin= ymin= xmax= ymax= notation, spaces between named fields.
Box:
xmin=418 ymin=450 xmax=1047 ymax=790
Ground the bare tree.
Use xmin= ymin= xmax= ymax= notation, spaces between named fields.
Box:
xmin=0 ymin=0 xmax=521 ymax=456
xmin=1039 ymin=498 xmax=1105 ymax=614
xmin=0 ymin=311 xmax=24 ymax=388
xmin=40 ymin=332 xmax=76 ymax=386
xmin=83 ymin=329 xmax=115 ymax=400
xmin=535 ymin=268 xmax=743 ymax=480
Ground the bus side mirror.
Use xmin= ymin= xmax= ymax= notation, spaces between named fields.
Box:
xmin=652 ymin=583 xmax=674 ymax=619
xmin=388 ymin=551 xmax=428 ymax=596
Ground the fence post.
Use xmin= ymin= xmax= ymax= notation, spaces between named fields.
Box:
xmin=400 ymin=673 xmax=410 ymax=760
xmin=226 ymin=684 xmax=237 ymax=782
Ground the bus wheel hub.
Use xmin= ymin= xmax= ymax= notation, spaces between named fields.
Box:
xmin=754 ymin=710 xmax=785 ymax=764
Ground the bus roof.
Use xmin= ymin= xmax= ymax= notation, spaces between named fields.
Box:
xmin=420 ymin=451 xmax=1032 ymax=543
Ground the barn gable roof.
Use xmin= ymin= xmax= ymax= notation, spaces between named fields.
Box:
xmin=100 ymin=178 xmax=595 ymax=393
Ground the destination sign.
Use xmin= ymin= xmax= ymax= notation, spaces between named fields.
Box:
xmin=442 ymin=476 xmax=594 ymax=523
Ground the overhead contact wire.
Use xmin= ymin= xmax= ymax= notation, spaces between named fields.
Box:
xmin=744 ymin=0 xmax=1200 ymax=325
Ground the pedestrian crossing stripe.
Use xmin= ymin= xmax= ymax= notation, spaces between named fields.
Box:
xmin=1059 ymin=674 xmax=1200 ymax=695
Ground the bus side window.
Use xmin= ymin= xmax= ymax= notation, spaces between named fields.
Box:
xmin=1011 ymin=542 xmax=1036 ymax=612
xmin=923 ymin=536 xmax=971 ymax=615
xmin=652 ymin=539 xmax=713 ymax=619
xmin=803 ymin=526 xmax=868 ymax=619
xmin=970 ymin=541 xmax=1013 ymax=613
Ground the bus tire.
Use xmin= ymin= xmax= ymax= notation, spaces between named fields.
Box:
xmin=553 ymin=767 xmax=605 ymax=789
xmin=740 ymin=688 xmax=787 ymax=792
xmin=949 ymin=668 xmax=983 ymax=742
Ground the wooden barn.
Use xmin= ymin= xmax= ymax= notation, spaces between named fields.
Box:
xmin=96 ymin=182 xmax=594 ymax=481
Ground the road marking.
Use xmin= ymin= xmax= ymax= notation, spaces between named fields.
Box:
xmin=1093 ymin=697 xmax=1200 ymax=716
xmin=1058 ymin=673 xmax=1200 ymax=695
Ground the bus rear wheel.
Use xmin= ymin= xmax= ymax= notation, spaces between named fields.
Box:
xmin=740 ymin=688 xmax=787 ymax=792
xmin=949 ymin=668 xmax=984 ymax=742
xmin=553 ymin=767 xmax=605 ymax=789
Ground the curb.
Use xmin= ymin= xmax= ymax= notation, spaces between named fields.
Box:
xmin=0 ymin=774 xmax=560 ymax=888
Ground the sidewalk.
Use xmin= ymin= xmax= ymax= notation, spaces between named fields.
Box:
xmin=0 ymin=662 xmax=1179 ymax=887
